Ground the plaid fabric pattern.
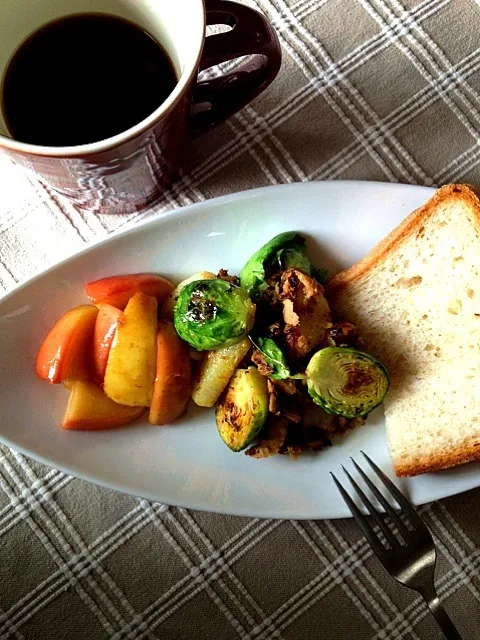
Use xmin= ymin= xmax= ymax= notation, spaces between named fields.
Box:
xmin=1 ymin=0 xmax=480 ymax=638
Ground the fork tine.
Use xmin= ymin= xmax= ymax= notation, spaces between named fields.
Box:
xmin=350 ymin=457 xmax=411 ymax=538
xmin=361 ymin=451 xmax=424 ymax=530
xmin=330 ymin=472 xmax=385 ymax=553
xmin=341 ymin=465 xmax=397 ymax=548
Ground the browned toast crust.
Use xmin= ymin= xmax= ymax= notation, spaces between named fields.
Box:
xmin=327 ymin=184 xmax=480 ymax=296
xmin=395 ymin=440 xmax=480 ymax=477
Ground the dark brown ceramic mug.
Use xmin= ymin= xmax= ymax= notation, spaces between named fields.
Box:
xmin=0 ymin=0 xmax=281 ymax=214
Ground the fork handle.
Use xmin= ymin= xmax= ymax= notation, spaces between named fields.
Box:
xmin=425 ymin=595 xmax=462 ymax=639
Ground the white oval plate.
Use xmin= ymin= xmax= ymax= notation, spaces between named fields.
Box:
xmin=1 ymin=181 xmax=478 ymax=519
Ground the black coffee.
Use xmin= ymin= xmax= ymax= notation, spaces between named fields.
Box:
xmin=1 ymin=13 xmax=177 ymax=146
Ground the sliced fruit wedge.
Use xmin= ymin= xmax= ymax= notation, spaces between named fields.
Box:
xmin=93 ymin=303 xmax=122 ymax=383
xmin=35 ymin=305 xmax=98 ymax=384
xmin=104 ymin=292 xmax=157 ymax=407
xmin=85 ymin=273 xmax=174 ymax=310
xmin=62 ymin=380 xmax=145 ymax=430
xmin=149 ymin=320 xmax=192 ymax=425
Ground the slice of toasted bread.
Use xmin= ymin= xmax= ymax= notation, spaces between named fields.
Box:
xmin=327 ymin=184 xmax=480 ymax=477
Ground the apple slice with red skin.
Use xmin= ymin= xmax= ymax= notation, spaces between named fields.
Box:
xmin=62 ymin=380 xmax=145 ymax=430
xmin=93 ymin=303 xmax=122 ymax=383
xmin=85 ymin=273 xmax=174 ymax=310
xmin=35 ymin=305 xmax=98 ymax=384
xmin=149 ymin=320 xmax=192 ymax=425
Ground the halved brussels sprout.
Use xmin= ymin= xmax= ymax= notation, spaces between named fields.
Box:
xmin=216 ymin=367 xmax=268 ymax=451
xmin=239 ymin=232 xmax=327 ymax=297
xmin=174 ymin=279 xmax=255 ymax=351
xmin=160 ymin=271 xmax=216 ymax=319
xmin=305 ymin=347 xmax=389 ymax=418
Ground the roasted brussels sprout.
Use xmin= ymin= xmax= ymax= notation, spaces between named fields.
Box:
xmin=305 ymin=347 xmax=389 ymax=418
xmin=239 ymin=232 xmax=327 ymax=297
xmin=255 ymin=337 xmax=290 ymax=380
xmin=216 ymin=367 xmax=269 ymax=451
xmin=174 ymin=279 xmax=255 ymax=351
xmin=161 ymin=271 xmax=216 ymax=319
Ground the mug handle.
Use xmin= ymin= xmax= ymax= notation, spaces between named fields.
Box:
xmin=191 ymin=0 xmax=282 ymax=135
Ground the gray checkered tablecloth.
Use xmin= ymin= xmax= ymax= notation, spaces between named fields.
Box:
xmin=1 ymin=1 xmax=480 ymax=638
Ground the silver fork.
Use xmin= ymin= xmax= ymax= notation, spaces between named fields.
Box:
xmin=331 ymin=452 xmax=462 ymax=640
